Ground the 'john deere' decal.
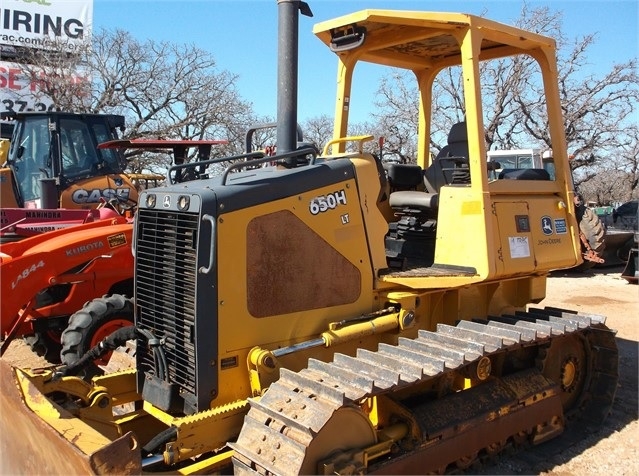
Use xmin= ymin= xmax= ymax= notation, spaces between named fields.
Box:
xmin=541 ymin=216 xmax=553 ymax=235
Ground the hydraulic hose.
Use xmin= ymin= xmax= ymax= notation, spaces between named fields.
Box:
xmin=55 ymin=325 xmax=138 ymax=378
xmin=142 ymin=426 xmax=178 ymax=455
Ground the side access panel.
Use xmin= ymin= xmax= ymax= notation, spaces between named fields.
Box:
xmin=492 ymin=197 xmax=579 ymax=277
xmin=493 ymin=201 xmax=537 ymax=275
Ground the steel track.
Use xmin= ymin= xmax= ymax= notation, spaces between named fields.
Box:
xmin=231 ymin=307 xmax=618 ymax=475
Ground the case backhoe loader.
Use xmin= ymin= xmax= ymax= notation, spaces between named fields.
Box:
xmin=0 ymin=4 xmax=618 ymax=475
xmin=0 ymin=111 xmax=139 ymax=212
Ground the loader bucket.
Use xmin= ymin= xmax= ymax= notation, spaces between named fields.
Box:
xmin=621 ymin=238 xmax=638 ymax=284
xmin=598 ymin=229 xmax=635 ymax=267
xmin=0 ymin=359 xmax=141 ymax=475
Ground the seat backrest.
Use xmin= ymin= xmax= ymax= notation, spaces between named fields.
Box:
xmin=425 ymin=121 xmax=469 ymax=192
xmin=443 ymin=121 xmax=469 ymax=160
xmin=385 ymin=163 xmax=423 ymax=191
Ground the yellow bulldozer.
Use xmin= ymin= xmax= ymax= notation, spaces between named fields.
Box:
xmin=0 ymin=3 xmax=618 ymax=475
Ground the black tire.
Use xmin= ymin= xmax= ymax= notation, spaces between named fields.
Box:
xmin=575 ymin=207 xmax=606 ymax=271
xmin=23 ymin=332 xmax=62 ymax=364
xmin=60 ymin=294 xmax=134 ymax=374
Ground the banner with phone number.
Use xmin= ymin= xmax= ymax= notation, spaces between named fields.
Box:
xmin=1 ymin=61 xmax=89 ymax=119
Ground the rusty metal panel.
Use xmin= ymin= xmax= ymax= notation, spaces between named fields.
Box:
xmin=246 ymin=210 xmax=361 ymax=317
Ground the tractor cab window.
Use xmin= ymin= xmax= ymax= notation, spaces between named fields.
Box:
xmin=91 ymin=121 xmax=125 ymax=173
xmin=11 ymin=116 xmax=51 ymax=203
xmin=59 ymin=118 xmax=100 ymax=179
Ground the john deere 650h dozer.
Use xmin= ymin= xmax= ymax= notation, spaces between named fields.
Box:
xmin=0 ymin=3 xmax=617 ymax=475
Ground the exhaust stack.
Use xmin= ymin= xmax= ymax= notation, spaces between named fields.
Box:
xmin=276 ymin=0 xmax=312 ymax=165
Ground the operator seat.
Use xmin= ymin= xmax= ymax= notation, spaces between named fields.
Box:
xmin=384 ymin=122 xmax=470 ymax=269
xmin=387 ymin=121 xmax=470 ymax=218
xmin=424 ymin=121 xmax=470 ymax=193
xmin=386 ymin=162 xmax=439 ymax=219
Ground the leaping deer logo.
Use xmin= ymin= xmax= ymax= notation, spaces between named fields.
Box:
xmin=541 ymin=216 xmax=553 ymax=235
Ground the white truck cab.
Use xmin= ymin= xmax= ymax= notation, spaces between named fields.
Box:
xmin=487 ymin=148 xmax=556 ymax=180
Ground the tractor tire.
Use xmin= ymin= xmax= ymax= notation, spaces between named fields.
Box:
xmin=24 ymin=332 xmax=62 ymax=364
xmin=60 ymin=294 xmax=134 ymax=375
xmin=575 ymin=207 xmax=606 ymax=271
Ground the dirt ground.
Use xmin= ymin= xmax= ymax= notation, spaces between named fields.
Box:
xmin=2 ymin=265 xmax=637 ymax=475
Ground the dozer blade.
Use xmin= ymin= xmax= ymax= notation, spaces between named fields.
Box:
xmin=0 ymin=359 xmax=141 ymax=475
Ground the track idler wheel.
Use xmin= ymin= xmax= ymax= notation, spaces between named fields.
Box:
xmin=312 ymin=407 xmax=378 ymax=475
xmin=232 ymin=402 xmax=378 ymax=475
xmin=537 ymin=334 xmax=588 ymax=414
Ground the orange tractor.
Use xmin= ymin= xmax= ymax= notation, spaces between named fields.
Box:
xmin=1 ymin=139 xmax=226 ymax=367
xmin=0 ymin=207 xmax=134 ymax=363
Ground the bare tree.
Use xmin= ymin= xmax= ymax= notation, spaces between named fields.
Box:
xmin=15 ymin=29 xmax=256 ymax=175
xmin=578 ymin=122 xmax=639 ymax=204
xmin=510 ymin=5 xmax=639 ymax=197
xmin=373 ymin=71 xmax=420 ymax=161
xmin=301 ymin=114 xmax=332 ymax=153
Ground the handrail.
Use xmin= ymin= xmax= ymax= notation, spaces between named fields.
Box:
xmin=221 ymin=147 xmax=318 ymax=185
xmin=167 ymin=152 xmax=264 ymax=184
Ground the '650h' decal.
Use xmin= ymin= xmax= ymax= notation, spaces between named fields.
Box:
xmin=309 ymin=189 xmax=347 ymax=215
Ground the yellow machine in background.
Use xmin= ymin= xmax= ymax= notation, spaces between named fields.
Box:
xmin=0 ymin=4 xmax=618 ymax=475
xmin=0 ymin=138 xmax=8 ymax=164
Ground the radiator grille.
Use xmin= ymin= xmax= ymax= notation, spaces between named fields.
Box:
xmin=136 ymin=208 xmax=199 ymax=395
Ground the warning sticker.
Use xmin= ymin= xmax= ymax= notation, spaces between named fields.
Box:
xmin=508 ymin=236 xmax=530 ymax=258
xmin=108 ymin=233 xmax=128 ymax=248
xmin=554 ymin=218 xmax=567 ymax=234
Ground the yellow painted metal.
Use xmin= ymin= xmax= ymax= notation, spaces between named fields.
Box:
xmin=0 ymin=139 xmax=8 ymax=163
xmin=315 ymin=8 xmax=581 ymax=282
xmin=348 ymin=154 xmax=391 ymax=274
xmin=322 ymin=134 xmax=374 ymax=156
xmin=159 ymin=401 xmax=248 ymax=465
xmin=0 ymin=166 xmax=19 ymax=208
xmin=322 ymin=312 xmax=399 ymax=346
xmin=175 ymin=449 xmax=235 ymax=475
xmin=14 ymin=368 xmax=119 ymax=455
xmin=214 ymin=172 xmax=381 ymax=403
xmin=8 ymin=361 xmax=248 ymax=468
